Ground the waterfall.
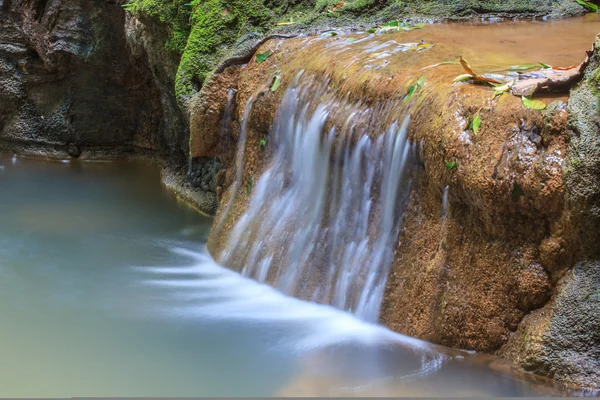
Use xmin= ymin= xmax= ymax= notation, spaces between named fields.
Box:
xmin=217 ymin=79 xmax=417 ymax=322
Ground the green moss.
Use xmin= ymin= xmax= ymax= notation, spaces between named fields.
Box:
xmin=175 ymin=0 xmax=274 ymax=104
xmin=124 ymin=0 xmax=192 ymax=53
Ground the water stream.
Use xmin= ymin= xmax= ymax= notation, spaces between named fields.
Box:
xmin=0 ymin=154 xmax=574 ymax=396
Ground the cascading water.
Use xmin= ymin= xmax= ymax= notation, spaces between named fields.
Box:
xmin=217 ymin=76 xmax=418 ymax=322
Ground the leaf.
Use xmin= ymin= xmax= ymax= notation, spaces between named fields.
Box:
xmin=575 ymin=0 xmax=599 ymax=12
xmin=445 ymin=161 xmax=458 ymax=172
xmin=453 ymin=74 xmax=473 ymax=83
xmin=493 ymin=80 xmax=514 ymax=96
xmin=458 ymin=56 xmax=502 ymax=85
xmin=471 ymin=114 xmax=482 ymax=133
xmin=367 ymin=28 xmax=376 ymax=33
xmin=255 ymin=52 xmax=272 ymax=63
xmin=552 ymin=65 xmax=578 ymax=71
xmin=403 ymin=76 xmax=426 ymax=103
xmin=259 ymin=137 xmax=268 ymax=149
xmin=271 ymin=75 xmax=281 ymax=92
xmin=383 ymin=20 xmax=400 ymax=27
xmin=538 ymin=62 xmax=552 ymax=69
xmin=403 ymin=84 xmax=418 ymax=104
xmin=459 ymin=56 xmax=475 ymax=76
xmin=420 ymin=60 xmax=459 ymax=70
xmin=276 ymin=21 xmax=294 ymax=26
xmin=522 ymin=96 xmax=546 ymax=110
xmin=508 ymin=64 xmax=538 ymax=71
xmin=346 ymin=37 xmax=358 ymax=43
xmin=247 ymin=176 xmax=253 ymax=195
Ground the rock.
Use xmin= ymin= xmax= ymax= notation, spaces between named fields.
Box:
xmin=66 ymin=142 xmax=81 ymax=158
xmin=501 ymin=261 xmax=600 ymax=390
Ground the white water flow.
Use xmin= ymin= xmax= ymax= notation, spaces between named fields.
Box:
xmin=219 ymin=80 xmax=418 ymax=322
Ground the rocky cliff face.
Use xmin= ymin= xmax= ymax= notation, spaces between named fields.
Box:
xmin=0 ymin=0 xmax=186 ymax=162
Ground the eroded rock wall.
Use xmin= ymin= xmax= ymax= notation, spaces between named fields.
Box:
xmin=0 ymin=0 xmax=186 ymax=162
xmin=200 ymin=29 xmax=600 ymax=390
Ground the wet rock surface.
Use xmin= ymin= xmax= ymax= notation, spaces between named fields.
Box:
xmin=201 ymin=22 xmax=600 ymax=390
xmin=0 ymin=0 xmax=182 ymax=162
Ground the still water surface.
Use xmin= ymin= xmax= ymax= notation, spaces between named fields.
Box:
xmin=0 ymin=155 xmax=576 ymax=396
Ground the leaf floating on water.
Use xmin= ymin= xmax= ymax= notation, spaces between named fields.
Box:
xmin=255 ymin=52 xmax=272 ymax=63
xmin=575 ymin=0 xmax=599 ymax=12
xmin=271 ymin=75 xmax=281 ymax=92
xmin=508 ymin=64 xmax=538 ymax=71
xmin=453 ymin=74 xmax=473 ymax=83
xmin=420 ymin=60 xmax=459 ymax=70
xmin=538 ymin=62 xmax=553 ymax=69
xmin=416 ymin=42 xmax=435 ymax=51
xmin=346 ymin=37 xmax=358 ymax=43
xmin=522 ymin=96 xmax=546 ymax=110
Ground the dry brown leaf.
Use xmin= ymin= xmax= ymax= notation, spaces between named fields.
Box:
xmin=459 ymin=56 xmax=503 ymax=85
xmin=511 ymin=48 xmax=592 ymax=96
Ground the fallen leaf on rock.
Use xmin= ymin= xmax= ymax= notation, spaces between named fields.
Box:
xmin=271 ymin=75 xmax=281 ymax=92
xmin=511 ymin=48 xmax=592 ymax=96
xmin=508 ymin=64 xmax=538 ymax=71
xmin=471 ymin=114 xmax=482 ymax=133
xmin=458 ymin=56 xmax=503 ymax=85
xmin=522 ymin=96 xmax=546 ymax=110
xmin=256 ymin=52 xmax=272 ymax=63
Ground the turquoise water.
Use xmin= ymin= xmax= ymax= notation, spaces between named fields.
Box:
xmin=0 ymin=154 xmax=570 ymax=397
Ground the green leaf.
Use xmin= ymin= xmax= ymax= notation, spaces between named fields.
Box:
xmin=471 ymin=114 xmax=482 ymax=133
xmin=403 ymin=77 xmax=425 ymax=104
xmin=247 ymin=176 xmax=253 ymax=195
xmin=383 ymin=20 xmax=400 ymax=27
xmin=255 ymin=52 xmax=272 ymax=63
xmin=346 ymin=37 xmax=357 ymax=43
xmin=403 ymin=84 xmax=417 ymax=103
xmin=575 ymin=0 xmax=599 ymax=12
xmin=259 ymin=137 xmax=268 ymax=149
xmin=522 ymin=96 xmax=546 ymax=110
xmin=271 ymin=75 xmax=281 ymax=92
xmin=538 ymin=62 xmax=552 ymax=69
xmin=367 ymin=28 xmax=376 ymax=33
xmin=453 ymin=74 xmax=473 ymax=83
xmin=445 ymin=161 xmax=458 ymax=172
xmin=508 ymin=64 xmax=538 ymax=71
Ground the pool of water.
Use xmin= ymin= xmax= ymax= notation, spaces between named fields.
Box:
xmin=0 ymin=154 xmax=578 ymax=397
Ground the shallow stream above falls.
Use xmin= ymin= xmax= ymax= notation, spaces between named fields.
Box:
xmin=0 ymin=154 xmax=587 ymax=397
